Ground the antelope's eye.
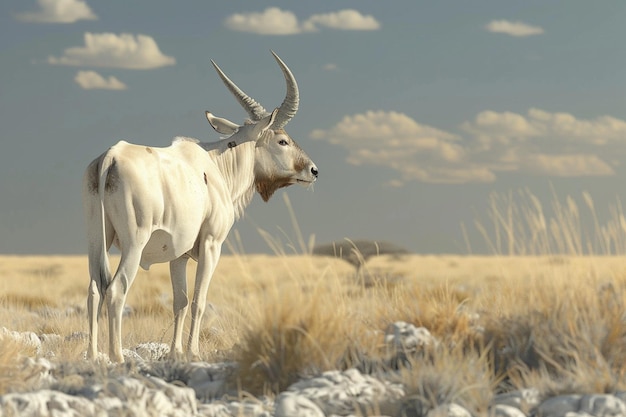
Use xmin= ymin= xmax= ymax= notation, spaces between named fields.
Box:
xmin=278 ymin=139 xmax=288 ymax=146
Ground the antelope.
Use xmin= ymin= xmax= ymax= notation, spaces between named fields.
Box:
xmin=82 ymin=52 xmax=318 ymax=362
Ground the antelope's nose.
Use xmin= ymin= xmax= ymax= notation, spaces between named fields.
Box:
xmin=311 ymin=166 xmax=318 ymax=178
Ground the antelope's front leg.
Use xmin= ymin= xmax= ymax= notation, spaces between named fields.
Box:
xmin=188 ymin=239 xmax=222 ymax=360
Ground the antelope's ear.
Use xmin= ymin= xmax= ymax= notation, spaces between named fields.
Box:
xmin=255 ymin=108 xmax=278 ymax=136
xmin=205 ymin=111 xmax=239 ymax=135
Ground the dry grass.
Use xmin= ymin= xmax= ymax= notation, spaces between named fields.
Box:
xmin=3 ymin=191 xmax=626 ymax=413
xmin=4 ymin=253 xmax=626 ymax=399
xmin=0 ymin=336 xmax=38 ymax=394
xmin=0 ymin=255 xmax=626 ymax=396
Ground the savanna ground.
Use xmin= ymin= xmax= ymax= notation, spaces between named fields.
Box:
xmin=3 ymin=191 xmax=626 ymax=414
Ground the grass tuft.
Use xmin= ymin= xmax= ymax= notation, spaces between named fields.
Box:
xmin=0 ymin=336 xmax=39 ymax=395
xmin=230 ymin=270 xmax=367 ymax=394
xmin=396 ymin=346 xmax=495 ymax=416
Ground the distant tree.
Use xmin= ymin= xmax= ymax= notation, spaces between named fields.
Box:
xmin=312 ymin=239 xmax=410 ymax=274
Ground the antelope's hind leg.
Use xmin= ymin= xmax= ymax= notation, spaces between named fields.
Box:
xmin=106 ymin=245 xmax=144 ymax=363
xmin=87 ymin=256 xmax=106 ymax=360
xmin=169 ymin=256 xmax=190 ymax=360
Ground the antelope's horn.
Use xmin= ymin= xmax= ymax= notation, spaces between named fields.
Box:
xmin=270 ymin=51 xmax=299 ymax=130
xmin=211 ymin=59 xmax=269 ymax=121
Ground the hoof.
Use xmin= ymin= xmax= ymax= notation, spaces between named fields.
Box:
xmin=169 ymin=350 xmax=186 ymax=362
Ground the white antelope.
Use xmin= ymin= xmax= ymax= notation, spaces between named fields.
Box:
xmin=82 ymin=52 xmax=318 ymax=362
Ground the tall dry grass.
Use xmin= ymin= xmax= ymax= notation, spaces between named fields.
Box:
xmin=469 ymin=188 xmax=626 ymax=256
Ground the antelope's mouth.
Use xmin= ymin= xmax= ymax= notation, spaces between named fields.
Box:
xmin=294 ymin=178 xmax=317 ymax=186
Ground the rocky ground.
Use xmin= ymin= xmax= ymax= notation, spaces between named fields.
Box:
xmin=2 ymin=322 xmax=626 ymax=417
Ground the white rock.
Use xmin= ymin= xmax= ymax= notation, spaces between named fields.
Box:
xmin=492 ymin=388 xmax=541 ymax=413
xmin=39 ymin=333 xmax=62 ymax=345
xmin=287 ymin=368 xmax=404 ymax=416
xmin=93 ymin=396 xmax=124 ymax=411
xmin=536 ymin=395 xmax=583 ymax=417
xmin=134 ymin=342 xmax=170 ymax=361
xmin=275 ymin=392 xmax=325 ymax=417
xmin=0 ymin=372 xmax=196 ymax=416
xmin=328 ymin=415 xmax=381 ymax=417
xmin=121 ymin=348 xmax=144 ymax=363
xmin=149 ymin=375 xmax=198 ymax=408
xmin=226 ymin=400 xmax=272 ymax=417
xmin=384 ymin=321 xmax=437 ymax=353
xmin=614 ymin=391 xmax=626 ymax=404
xmin=105 ymin=376 xmax=147 ymax=399
xmin=0 ymin=390 xmax=99 ymax=417
xmin=579 ymin=394 xmax=626 ymax=417
xmin=101 ymin=376 xmax=197 ymax=416
xmin=197 ymin=402 xmax=231 ymax=417
xmin=426 ymin=403 xmax=472 ymax=417
xmin=184 ymin=362 xmax=235 ymax=400
xmin=21 ymin=357 xmax=56 ymax=388
xmin=0 ymin=327 xmax=42 ymax=354
xmin=490 ymin=403 xmax=528 ymax=417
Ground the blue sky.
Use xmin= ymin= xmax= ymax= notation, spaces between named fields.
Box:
xmin=1 ymin=0 xmax=625 ymax=255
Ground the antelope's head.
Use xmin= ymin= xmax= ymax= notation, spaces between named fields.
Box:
xmin=206 ymin=51 xmax=318 ymax=201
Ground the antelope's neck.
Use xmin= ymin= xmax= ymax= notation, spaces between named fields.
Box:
xmin=205 ymin=140 xmax=257 ymax=220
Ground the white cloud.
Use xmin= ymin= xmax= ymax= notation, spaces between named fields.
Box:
xmin=310 ymin=110 xmax=486 ymax=184
xmin=302 ymin=10 xmax=381 ymax=31
xmin=312 ymin=109 xmax=626 ymax=184
xmin=526 ymin=108 xmax=626 ymax=145
xmin=74 ymin=70 xmax=126 ymax=90
xmin=311 ymin=110 xmax=460 ymax=150
xmin=224 ymin=7 xmax=301 ymax=35
xmin=16 ymin=0 xmax=96 ymax=23
xmin=462 ymin=108 xmax=626 ymax=148
xmin=48 ymin=33 xmax=176 ymax=69
xmin=523 ymin=154 xmax=614 ymax=177
xmin=461 ymin=110 xmax=541 ymax=149
xmin=462 ymin=109 xmax=626 ymax=177
xmin=485 ymin=20 xmax=544 ymax=37
xmin=224 ymin=7 xmax=381 ymax=35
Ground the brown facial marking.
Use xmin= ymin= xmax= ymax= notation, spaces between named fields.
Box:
xmin=255 ymin=175 xmax=292 ymax=202
xmin=146 ymin=147 xmax=153 ymax=154
xmin=293 ymin=154 xmax=308 ymax=173
xmin=203 ymin=172 xmax=208 ymax=185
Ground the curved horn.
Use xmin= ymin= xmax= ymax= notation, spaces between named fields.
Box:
xmin=211 ymin=59 xmax=269 ymax=121
xmin=210 ymin=52 xmax=299 ymax=129
xmin=270 ymin=50 xmax=299 ymax=130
